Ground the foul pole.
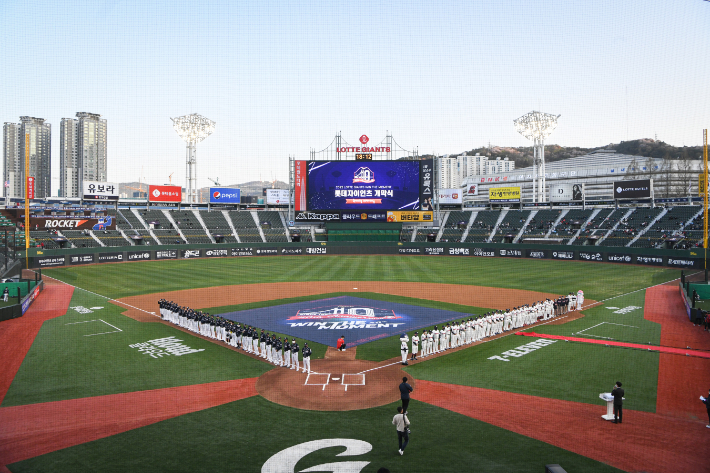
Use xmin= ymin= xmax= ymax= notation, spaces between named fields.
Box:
xmin=24 ymin=133 xmax=30 ymax=270
xmin=704 ymin=129 xmax=708 ymax=275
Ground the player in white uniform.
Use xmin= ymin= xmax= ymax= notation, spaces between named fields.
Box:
xmin=400 ymin=333 xmax=409 ymax=365
xmin=576 ymin=290 xmax=584 ymax=310
xmin=432 ymin=327 xmax=440 ymax=354
xmin=420 ymin=330 xmax=427 ymax=358
xmin=426 ymin=330 xmax=434 ymax=356
xmin=568 ymin=293 xmax=577 ymax=312
xmin=411 ymin=332 xmax=419 ymax=361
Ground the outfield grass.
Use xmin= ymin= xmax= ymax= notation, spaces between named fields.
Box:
xmin=8 ymin=397 xmax=623 ymax=473
xmin=43 ymin=255 xmax=681 ymax=301
xmin=2 ymin=288 xmax=273 ymax=407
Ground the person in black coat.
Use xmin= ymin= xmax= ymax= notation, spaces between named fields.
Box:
xmin=612 ymin=381 xmax=624 ymax=424
xmin=399 ymin=377 xmax=413 ymax=413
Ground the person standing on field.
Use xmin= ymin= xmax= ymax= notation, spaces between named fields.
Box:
xmin=400 ymin=333 xmax=409 ymax=365
xmin=399 ymin=377 xmax=413 ymax=413
xmin=302 ymin=342 xmax=312 ymax=374
xmin=392 ymin=406 xmax=410 ymax=456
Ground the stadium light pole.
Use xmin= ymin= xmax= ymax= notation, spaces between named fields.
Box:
xmin=514 ymin=111 xmax=560 ymax=203
xmin=171 ymin=114 xmax=216 ymax=204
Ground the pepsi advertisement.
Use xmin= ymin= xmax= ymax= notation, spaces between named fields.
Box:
xmin=209 ymin=187 xmax=241 ymax=204
xmin=306 ymin=160 xmax=432 ymax=211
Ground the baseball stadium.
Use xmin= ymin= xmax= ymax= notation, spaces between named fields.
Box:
xmin=3 ymin=2 xmax=710 ymax=472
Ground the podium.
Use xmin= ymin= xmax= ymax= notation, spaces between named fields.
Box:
xmin=599 ymin=393 xmax=624 ymax=421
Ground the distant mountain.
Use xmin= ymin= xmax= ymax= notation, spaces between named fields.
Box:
xmin=452 ymin=139 xmax=703 ymax=168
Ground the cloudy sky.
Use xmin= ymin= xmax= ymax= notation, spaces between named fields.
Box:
xmin=2 ymin=0 xmax=708 ymax=193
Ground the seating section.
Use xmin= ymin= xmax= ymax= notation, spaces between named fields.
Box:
xmin=170 ymin=210 xmax=212 ymax=244
xmin=152 ymin=229 xmax=185 ymax=245
xmin=201 ymin=211 xmax=238 ymax=243
xmin=440 ymin=211 xmax=469 ymax=242
xmin=603 ymin=207 xmax=663 ymax=247
xmin=638 ymin=206 xmax=703 ymax=249
xmin=400 ymin=228 xmax=414 ymax=242
xmin=682 ymin=213 xmax=705 ymax=248
xmin=116 ymin=209 xmax=145 ymax=230
xmin=258 ymin=211 xmax=288 ymax=242
xmin=94 ymin=230 xmax=131 ymax=247
xmin=414 ymin=228 xmax=433 ymax=241
xmin=521 ymin=209 xmax=561 ymax=239
xmin=552 ymin=209 xmax=594 ymax=240
xmin=465 ymin=210 xmax=500 ymax=242
xmin=62 ymin=230 xmax=102 ymax=248
xmin=29 ymin=231 xmax=60 ymax=249
xmin=492 ymin=210 xmax=530 ymax=243
xmin=228 ymin=211 xmax=263 ymax=243
xmin=572 ymin=208 xmax=617 ymax=245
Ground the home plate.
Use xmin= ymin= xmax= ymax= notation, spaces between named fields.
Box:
xmin=332 ymin=377 xmax=341 ymax=380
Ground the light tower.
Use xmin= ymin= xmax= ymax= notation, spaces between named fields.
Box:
xmin=514 ymin=111 xmax=560 ymax=203
xmin=171 ymin=113 xmax=216 ymax=204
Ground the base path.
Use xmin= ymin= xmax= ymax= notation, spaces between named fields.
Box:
xmin=114 ymin=281 xmax=561 ymax=321
xmin=0 ymin=378 xmax=258 ymax=465
xmin=644 ymin=284 xmax=710 ymax=421
xmin=0 ymin=280 xmax=74 ymax=405
xmin=416 ymin=380 xmax=708 ymax=473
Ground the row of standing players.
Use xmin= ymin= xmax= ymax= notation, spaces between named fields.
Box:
xmin=398 ymin=291 xmax=584 ymax=365
xmin=157 ymin=299 xmax=313 ymax=373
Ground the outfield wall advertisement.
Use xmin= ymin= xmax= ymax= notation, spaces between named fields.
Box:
xmin=306 ymin=160 xmax=433 ymax=211
xmin=30 ymin=243 xmax=703 ymax=269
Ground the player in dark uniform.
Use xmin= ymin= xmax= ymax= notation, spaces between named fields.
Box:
xmin=283 ymin=339 xmax=291 ymax=368
xmin=259 ymin=329 xmax=267 ymax=358
xmin=265 ymin=334 xmax=273 ymax=362
xmin=290 ymin=339 xmax=300 ymax=370
xmin=302 ymin=342 xmax=312 ymax=373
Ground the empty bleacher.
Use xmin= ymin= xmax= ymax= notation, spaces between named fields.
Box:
xmin=62 ymin=230 xmax=102 ymax=248
xmin=29 ymin=231 xmax=59 ymax=249
xmin=228 ymin=211 xmax=263 ymax=243
xmin=399 ymin=228 xmax=414 ymax=242
xmin=636 ymin=206 xmax=702 ymax=248
xmin=169 ymin=210 xmax=212 ymax=244
xmin=258 ymin=211 xmax=288 ymax=242
xmin=94 ymin=230 xmax=131 ymax=247
xmin=152 ymin=229 xmax=184 ymax=245
xmin=200 ymin=211 xmax=238 ymax=243
xmin=492 ymin=210 xmax=530 ymax=242
xmin=465 ymin=210 xmax=500 ymax=242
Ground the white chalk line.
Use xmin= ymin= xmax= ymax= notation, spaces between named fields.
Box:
xmin=65 ymin=318 xmax=123 ymax=336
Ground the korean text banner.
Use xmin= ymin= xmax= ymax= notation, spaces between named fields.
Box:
xmin=488 ymin=186 xmax=521 ymax=202
xmin=209 ymin=187 xmax=241 ymax=204
xmin=83 ymin=181 xmax=119 ymax=201
xmin=295 ymin=160 xmax=307 ymax=211
xmin=266 ymin=189 xmax=290 ymax=205
xmin=149 ymin=185 xmax=182 ymax=203
xmin=307 ymin=160 xmax=426 ymax=211
xmin=386 ymin=211 xmax=433 ymax=222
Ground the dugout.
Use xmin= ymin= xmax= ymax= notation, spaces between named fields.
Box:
xmin=325 ymin=222 xmax=402 ymax=242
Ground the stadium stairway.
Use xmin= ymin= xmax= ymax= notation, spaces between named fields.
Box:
xmin=513 ymin=210 xmax=537 ymax=243
xmin=88 ymin=231 xmax=105 ymax=247
xmin=597 ymin=208 xmax=635 ymax=246
xmin=161 ymin=210 xmax=188 ymax=243
xmin=486 ymin=209 xmax=509 ymax=242
xmin=626 ymin=207 xmax=668 ymax=247
xmin=459 ymin=211 xmax=478 ymax=242
xmin=192 ymin=210 xmax=216 ymax=243
xmin=435 ymin=212 xmax=449 ymax=242
xmin=220 ymin=210 xmax=242 ymax=243
xmin=251 ymin=211 xmax=267 ymax=243
xmin=568 ymin=208 xmax=602 ymax=245
xmin=544 ymin=209 xmax=569 ymax=238
xmin=130 ymin=209 xmax=161 ymax=245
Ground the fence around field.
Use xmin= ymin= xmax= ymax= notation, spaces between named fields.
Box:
xmin=18 ymin=240 xmax=706 ymax=270
xmin=0 ymin=276 xmax=44 ymax=322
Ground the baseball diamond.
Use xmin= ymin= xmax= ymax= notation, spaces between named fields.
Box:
xmin=0 ymin=254 xmax=708 ymax=473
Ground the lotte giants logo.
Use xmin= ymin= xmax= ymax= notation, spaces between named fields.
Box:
xmin=359 ymin=134 xmax=369 ymax=145
xmin=289 ymin=304 xmax=399 ymax=322
xmin=353 ymin=167 xmax=375 ymax=184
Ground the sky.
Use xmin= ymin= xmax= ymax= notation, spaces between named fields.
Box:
xmin=1 ymin=0 xmax=708 ymax=194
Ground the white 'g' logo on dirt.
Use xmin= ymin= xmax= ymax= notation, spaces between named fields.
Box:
xmin=262 ymin=439 xmax=371 ymax=473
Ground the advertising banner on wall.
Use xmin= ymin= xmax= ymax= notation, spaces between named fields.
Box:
xmin=83 ymin=181 xmax=119 ymax=201
xmin=295 ymin=211 xmax=340 ymax=222
xmin=613 ymin=179 xmax=652 ymax=199
xmin=209 ymin=187 xmax=241 ymax=204
xmin=70 ymin=254 xmax=95 ymax=265
xmin=464 ymin=184 xmax=479 ymax=196
xmin=27 ymin=176 xmax=35 ymax=199
xmin=341 ymin=212 xmax=387 ymax=222
xmin=29 ymin=217 xmax=116 ymax=230
xmin=385 ymin=211 xmax=433 ymax=223
xmin=149 ymin=185 xmax=182 ymax=203
xmin=36 ymin=256 xmax=66 ymax=267
xmin=295 ymin=160 xmax=307 ymax=211
xmin=438 ymin=189 xmax=463 ymax=204
xmin=549 ymin=183 xmax=584 ymax=202
xmin=489 ymin=186 xmax=521 ymax=203
xmin=266 ymin=189 xmax=290 ymax=205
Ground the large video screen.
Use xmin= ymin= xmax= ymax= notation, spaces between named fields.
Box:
xmin=306 ymin=160 xmax=432 ymax=211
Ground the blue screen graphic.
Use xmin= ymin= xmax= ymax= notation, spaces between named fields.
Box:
xmin=209 ymin=187 xmax=241 ymax=204
xmin=307 ymin=161 xmax=421 ymax=210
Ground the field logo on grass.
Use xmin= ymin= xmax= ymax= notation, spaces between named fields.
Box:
xmin=262 ymin=438 xmax=371 ymax=473
xmin=606 ymin=306 xmax=642 ymax=314
xmin=488 ymin=338 xmax=557 ymax=362
xmin=129 ymin=336 xmax=205 ymax=358
xmin=71 ymin=306 xmax=94 ymax=314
